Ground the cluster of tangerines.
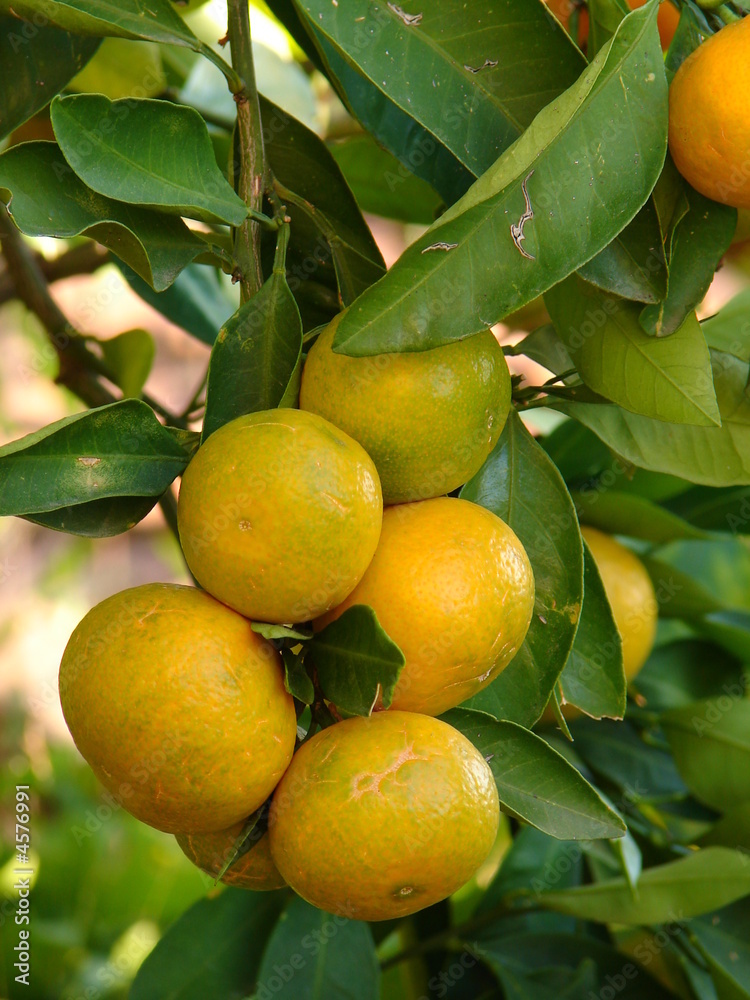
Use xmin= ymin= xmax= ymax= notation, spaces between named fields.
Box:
xmin=58 ymin=316 xmax=658 ymax=920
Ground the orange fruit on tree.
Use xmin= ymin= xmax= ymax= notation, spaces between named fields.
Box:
xmin=669 ymin=16 xmax=750 ymax=209
xmin=315 ymin=497 xmax=535 ymax=717
xmin=268 ymin=711 xmax=499 ymax=921
xmin=176 ymin=823 xmax=286 ymax=891
xmin=545 ymin=0 xmax=679 ymax=51
xmin=59 ymin=583 xmax=296 ymax=834
xmin=177 ymin=408 xmax=382 ymax=624
xmin=299 ymin=317 xmax=511 ymax=505
xmin=581 ymin=526 xmax=657 ymax=682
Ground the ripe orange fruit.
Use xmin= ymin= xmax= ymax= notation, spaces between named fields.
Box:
xmin=299 ymin=317 xmax=511 ymax=505
xmin=176 ymin=823 xmax=286 ymax=891
xmin=316 ymin=498 xmax=535 ymax=717
xmin=268 ymin=711 xmax=499 ymax=920
xmin=177 ymin=409 xmax=382 ymax=623
xmin=581 ymin=526 xmax=657 ymax=682
xmin=546 ymin=0 xmax=679 ymax=51
xmin=669 ymin=17 xmax=750 ymax=209
xmin=59 ymin=583 xmax=296 ymax=834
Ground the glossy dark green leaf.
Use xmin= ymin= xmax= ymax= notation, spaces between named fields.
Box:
xmin=635 ymin=640 xmax=745 ymax=712
xmin=130 ymin=889 xmax=286 ymax=1000
xmin=281 ymin=648 xmax=315 ymax=705
xmin=308 ymin=605 xmax=405 ymax=716
xmin=640 ymin=188 xmax=736 ymax=338
xmin=539 ymin=849 xmax=750 ymax=924
xmin=664 ymin=484 xmax=750 ymax=534
xmin=295 ymin=0 xmax=584 ymax=180
xmin=202 ymin=253 xmax=303 ymax=441
xmin=460 ymin=412 xmax=583 ymax=727
xmin=333 ymin=7 xmax=667 ymax=356
xmin=578 ymin=199 xmax=667 ymax=304
xmin=477 ymin=827 xmax=582 ymax=933
xmin=51 ymin=95 xmax=247 ymax=225
xmin=260 ymin=95 xmax=386 ymax=305
xmin=664 ymin=3 xmax=709 ymax=81
xmin=553 ymin=350 xmax=750 ymax=487
xmin=0 ymin=142 xmax=204 ymax=291
xmin=640 ymin=555 xmax=724 ymax=619
xmin=546 ymin=276 xmax=719 ymax=426
xmin=118 ymin=261 xmax=236 ymax=347
xmin=0 ymin=400 xmax=188 ymax=516
xmin=443 ymin=708 xmax=625 ymax=840
xmin=572 ymin=488 xmax=709 ymax=544
xmin=701 ymin=803 xmax=750 ymax=852
xmin=0 ymin=17 xmax=99 ymax=142
xmin=567 ymin=718 xmax=686 ymax=800
xmin=94 ymin=328 xmax=155 ymax=399
xmin=556 ymin=540 xmax=626 ymax=720
xmin=23 ymin=494 xmax=160 ymax=537
xmin=329 ymin=134 xmax=443 ymax=225
xmin=0 ymin=0 xmax=200 ymax=47
xmin=541 ymin=418 xmax=615 ymax=486
xmin=255 ymin=896 xmax=379 ymax=1000
xmin=662 ymin=700 xmax=750 ymax=812
xmin=473 ymin=932 xmax=678 ymax=1000
xmin=692 ymin=900 xmax=750 ymax=1000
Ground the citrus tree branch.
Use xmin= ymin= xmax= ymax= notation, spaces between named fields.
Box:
xmin=227 ymin=0 xmax=266 ymax=301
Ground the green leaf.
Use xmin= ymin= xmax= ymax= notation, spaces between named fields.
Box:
xmin=24 ymin=494 xmax=161 ymax=537
xmin=701 ymin=803 xmax=750 ymax=853
xmin=281 ymin=648 xmax=315 ymax=705
xmin=252 ymin=623 xmax=313 ymax=642
xmin=572 ymin=488 xmax=709 ymax=544
xmin=662 ymin=699 xmax=750 ymax=812
xmin=308 ymin=605 xmax=405 ymax=717
xmin=692 ymin=901 xmax=750 ymax=1000
xmin=130 ymin=889 xmax=286 ymax=1000
xmin=0 ymin=17 xmax=100 ymax=142
xmin=117 ymin=261 xmax=236 ymax=347
xmin=556 ymin=540 xmax=626 ymax=720
xmin=259 ymin=95 xmax=385 ymax=305
xmin=255 ymin=896 xmax=379 ymax=1000
xmin=0 ymin=400 xmax=188 ymax=517
xmin=640 ymin=555 xmax=724 ymax=619
xmin=295 ymin=0 xmax=584 ymax=180
xmin=202 ymin=254 xmax=303 ymax=441
xmin=94 ymin=328 xmax=155 ymax=399
xmin=640 ymin=187 xmax=736 ymax=338
xmin=332 ymin=6 xmax=668 ymax=356
xmin=50 ymin=95 xmax=246 ymax=225
xmin=0 ymin=0 xmax=201 ymax=47
xmin=664 ymin=484 xmax=750 ymax=534
xmin=703 ymin=288 xmax=750 ymax=363
xmin=553 ymin=350 xmax=750 ymax=487
xmin=0 ymin=142 xmax=205 ymax=291
xmin=698 ymin=610 xmax=750 ymax=662
xmin=460 ymin=412 xmax=583 ymax=727
xmin=578 ymin=199 xmax=668 ymax=304
xmin=538 ymin=849 xmax=750 ymax=925
xmin=566 ymin=718 xmax=686 ymax=800
xmin=443 ymin=708 xmax=626 ymax=841
xmin=635 ymin=640 xmax=745 ymax=712
xmin=329 ymin=134 xmax=443 ymax=225
xmin=546 ymin=277 xmax=719 ymax=426
xmin=473 ymin=933 xmax=678 ymax=1000
xmin=68 ymin=36 xmax=166 ymax=100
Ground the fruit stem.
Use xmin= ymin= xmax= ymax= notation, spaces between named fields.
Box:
xmin=226 ymin=0 xmax=266 ymax=302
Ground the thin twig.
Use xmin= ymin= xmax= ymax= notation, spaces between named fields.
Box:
xmin=226 ymin=0 xmax=266 ymax=301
